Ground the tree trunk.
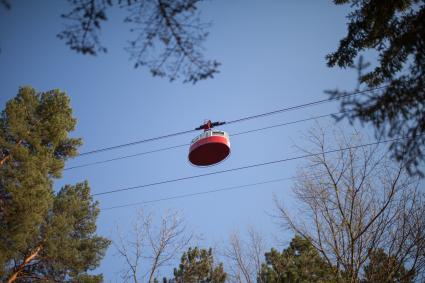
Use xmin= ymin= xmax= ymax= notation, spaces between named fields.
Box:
xmin=7 ymin=245 xmax=42 ymax=283
xmin=0 ymin=154 xmax=10 ymax=166
xmin=1 ymin=140 xmax=22 ymax=167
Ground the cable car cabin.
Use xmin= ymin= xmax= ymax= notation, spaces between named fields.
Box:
xmin=188 ymin=130 xmax=230 ymax=166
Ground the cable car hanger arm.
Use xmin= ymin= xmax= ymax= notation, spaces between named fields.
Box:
xmin=194 ymin=120 xmax=226 ymax=131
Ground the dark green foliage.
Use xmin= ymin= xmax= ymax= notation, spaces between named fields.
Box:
xmin=172 ymin=247 xmax=226 ymax=283
xmin=259 ymin=236 xmax=336 ymax=283
xmin=362 ymin=249 xmax=415 ymax=283
xmin=0 ymin=87 xmax=81 ymax=272
xmin=34 ymin=182 xmax=111 ymax=282
xmin=0 ymin=87 xmax=109 ymax=282
xmin=327 ymin=0 xmax=425 ymax=176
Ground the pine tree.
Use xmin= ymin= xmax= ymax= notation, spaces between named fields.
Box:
xmin=171 ymin=247 xmax=226 ymax=283
xmin=259 ymin=236 xmax=336 ymax=283
xmin=362 ymin=249 xmax=415 ymax=283
xmin=0 ymin=87 xmax=110 ymax=282
xmin=327 ymin=0 xmax=425 ymax=176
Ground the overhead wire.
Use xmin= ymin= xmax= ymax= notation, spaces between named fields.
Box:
xmin=102 ymin=176 xmax=297 ymax=210
xmin=93 ymin=135 xmax=408 ymax=197
xmin=77 ymin=85 xmax=387 ymax=157
xmin=231 ymin=112 xmax=339 ymax=137
xmin=65 ymin=111 xmax=341 ymax=171
xmin=78 ymin=128 xmax=196 ymax=156
xmin=65 ymin=143 xmax=188 ymax=170
xmin=224 ymin=86 xmax=387 ymax=125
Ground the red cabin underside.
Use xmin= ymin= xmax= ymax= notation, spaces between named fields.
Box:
xmin=189 ymin=136 xmax=230 ymax=166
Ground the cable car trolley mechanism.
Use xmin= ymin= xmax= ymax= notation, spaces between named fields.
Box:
xmin=188 ymin=120 xmax=230 ymax=166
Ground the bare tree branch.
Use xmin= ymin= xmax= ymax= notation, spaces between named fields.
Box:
xmin=124 ymin=0 xmax=219 ymax=83
xmin=57 ymin=0 xmax=219 ymax=83
xmin=0 ymin=0 xmax=10 ymax=10
xmin=58 ymin=0 xmax=111 ymax=55
xmin=275 ymin=126 xmax=425 ymax=282
xmin=114 ymin=209 xmax=193 ymax=283
xmin=224 ymin=228 xmax=266 ymax=283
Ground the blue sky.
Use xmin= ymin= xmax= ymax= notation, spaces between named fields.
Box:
xmin=1 ymin=1 xmax=363 ymax=281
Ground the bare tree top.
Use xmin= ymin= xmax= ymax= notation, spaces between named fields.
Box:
xmin=275 ymin=125 xmax=425 ymax=282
